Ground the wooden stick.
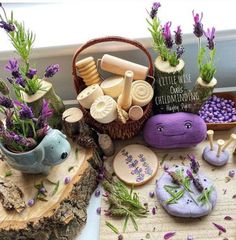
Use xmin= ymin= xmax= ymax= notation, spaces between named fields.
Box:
xmin=217 ymin=139 xmax=225 ymax=157
xmin=117 ymin=70 xmax=133 ymax=111
xmin=207 ymin=130 xmax=214 ymax=150
xmin=98 ymin=134 xmax=115 ymax=157
xmin=222 ymin=133 xmax=236 ymax=151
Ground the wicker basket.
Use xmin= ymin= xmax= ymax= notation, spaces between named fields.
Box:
xmin=72 ymin=36 xmax=154 ymax=139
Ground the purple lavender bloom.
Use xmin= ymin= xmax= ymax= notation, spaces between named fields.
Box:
xmin=28 ymin=198 xmax=35 ymax=207
xmin=0 ymin=96 xmax=13 ymax=108
xmin=204 ymin=27 xmax=216 ymax=50
xmin=192 ymin=10 xmax=204 ymax=38
xmin=44 ymin=64 xmax=59 ymax=78
xmin=41 ymin=99 xmax=53 ymax=119
xmin=26 ymin=68 xmax=37 ymax=79
xmin=0 ymin=20 xmax=15 ymax=32
xmin=162 ymin=22 xmax=173 ymax=49
xmin=187 ymin=154 xmax=200 ymax=173
xmin=15 ymin=76 xmax=26 ymax=88
xmin=176 ymin=46 xmax=185 ymax=59
xmin=14 ymin=101 xmax=34 ymax=120
xmin=5 ymin=59 xmax=20 ymax=78
xmin=5 ymin=110 xmax=14 ymax=129
xmin=174 ymin=26 xmax=182 ymax=45
xmin=149 ymin=2 xmax=161 ymax=19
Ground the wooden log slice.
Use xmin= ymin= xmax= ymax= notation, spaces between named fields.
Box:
xmin=0 ymin=142 xmax=102 ymax=240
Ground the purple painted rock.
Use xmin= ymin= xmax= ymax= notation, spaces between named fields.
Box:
xmin=203 ymin=145 xmax=229 ymax=166
xmin=156 ymin=165 xmax=217 ymax=218
xmin=143 ymin=112 xmax=207 ymax=149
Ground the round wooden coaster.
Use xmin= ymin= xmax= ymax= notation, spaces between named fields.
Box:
xmin=113 ymin=144 xmax=159 ymax=186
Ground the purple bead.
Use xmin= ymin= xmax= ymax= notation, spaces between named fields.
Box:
xmin=95 ymin=189 xmax=101 ymax=197
xmin=96 ymin=207 xmax=101 ymax=215
xmin=64 ymin=176 xmax=71 ymax=184
xmin=28 ymin=199 xmax=35 ymax=207
xmin=229 ymin=170 xmax=235 ymax=178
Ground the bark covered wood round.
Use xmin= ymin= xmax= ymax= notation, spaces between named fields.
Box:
xmin=0 ymin=143 xmax=101 ymax=239
xmin=113 ymin=144 xmax=159 ymax=185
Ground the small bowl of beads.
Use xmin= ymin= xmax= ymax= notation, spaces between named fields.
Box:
xmin=199 ymin=93 xmax=236 ymax=130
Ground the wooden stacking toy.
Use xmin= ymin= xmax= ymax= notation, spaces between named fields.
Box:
xmin=117 ymin=70 xmax=133 ymax=111
xmin=76 ymin=57 xmax=102 ymax=86
xmin=101 ymin=54 xmax=149 ymax=80
xmin=202 ymin=131 xmax=236 ymax=166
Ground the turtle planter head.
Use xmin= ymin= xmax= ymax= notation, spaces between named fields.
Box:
xmin=143 ymin=112 xmax=207 ymax=149
xmin=0 ymin=129 xmax=71 ymax=174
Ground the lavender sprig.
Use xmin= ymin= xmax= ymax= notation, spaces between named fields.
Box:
xmin=192 ymin=10 xmax=204 ymax=38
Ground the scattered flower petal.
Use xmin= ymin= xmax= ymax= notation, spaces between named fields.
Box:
xmin=95 ymin=189 xmax=101 ymax=197
xmin=149 ymin=191 xmax=155 ymax=198
xmin=164 ymin=231 xmax=176 ymax=239
xmin=64 ymin=176 xmax=71 ymax=184
xmin=224 ymin=216 xmax=233 ymax=220
xmin=96 ymin=207 xmax=101 ymax=215
xmin=228 ymin=170 xmax=235 ymax=178
xmin=212 ymin=222 xmax=226 ymax=233
xmin=28 ymin=198 xmax=35 ymax=207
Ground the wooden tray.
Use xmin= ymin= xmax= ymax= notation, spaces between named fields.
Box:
xmin=100 ymin=130 xmax=236 ymax=240
xmin=207 ymin=93 xmax=236 ymax=131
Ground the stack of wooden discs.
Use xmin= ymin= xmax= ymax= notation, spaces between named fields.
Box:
xmin=76 ymin=57 xmax=102 ymax=86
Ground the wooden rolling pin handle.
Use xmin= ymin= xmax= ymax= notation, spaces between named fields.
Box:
xmin=207 ymin=130 xmax=214 ymax=151
xmin=100 ymin=54 xmax=148 ymax=80
xmin=222 ymin=133 xmax=236 ymax=151
xmin=217 ymin=139 xmax=225 ymax=157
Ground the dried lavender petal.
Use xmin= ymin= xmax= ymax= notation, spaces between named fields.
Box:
xmin=64 ymin=176 xmax=71 ymax=184
xmin=212 ymin=222 xmax=226 ymax=233
xmin=118 ymin=234 xmax=123 ymax=240
xmin=152 ymin=207 xmax=156 ymax=215
xmin=164 ymin=231 xmax=176 ymax=239
xmin=149 ymin=191 xmax=155 ymax=198
xmin=224 ymin=216 xmax=233 ymax=220
xmin=28 ymin=198 xmax=35 ymax=207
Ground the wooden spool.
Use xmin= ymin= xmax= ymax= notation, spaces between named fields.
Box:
xmin=0 ymin=143 xmax=102 ymax=239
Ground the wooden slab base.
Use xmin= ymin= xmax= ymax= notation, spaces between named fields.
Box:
xmin=0 ymin=142 xmax=102 ymax=240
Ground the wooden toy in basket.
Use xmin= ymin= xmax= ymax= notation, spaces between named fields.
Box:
xmin=72 ymin=36 xmax=154 ymax=139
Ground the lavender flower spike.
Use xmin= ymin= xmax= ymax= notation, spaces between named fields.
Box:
xmin=204 ymin=27 xmax=216 ymax=50
xmin=44 ymin=64 xmax=59 ymax=78
xmin=176 ymin=46 xmax=184 ymax=59
xmin=41 ymin=99 xmax=53 ymax=119
xmin=0 ymin=96 xmax=13 ymax=108
xmin=26 ymin=68 xmax=37 ymax=79
xmin=5 ymin=59 xmax=20 ymax=78
xmin=174 ymin=25 xmax=183 ymax=45
xmin=0 ymin=21 xmax=15 ymax=32
xmin=163 ymin=21 xmax=173 ymax=49
xmin=15 ymin=76 xmax=26 ymax=88
xmin=187 ymin=154 xmax=200 ymax=173
xmin=14 ymin=101 xmax=34 ymax=120
xmin=149 ymin=2 xmax=161 ymax=19
xmin=192 ymin=10 xmax=204 ymax=38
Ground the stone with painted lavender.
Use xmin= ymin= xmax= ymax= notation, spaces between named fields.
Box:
xmin=143 ymin=112 xmax=207 ymax=149
xmin=156 ymin=165 xmax=217 ymax=218
xmin=203 ymin=145 xmax=229 ymax=166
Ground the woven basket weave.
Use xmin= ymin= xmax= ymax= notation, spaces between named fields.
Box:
xmin=72 ymin=36 xmax=153 ymax=139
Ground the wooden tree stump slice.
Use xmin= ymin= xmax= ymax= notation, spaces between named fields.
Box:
xmin=0 ymin=142 xmax=101 ymax=240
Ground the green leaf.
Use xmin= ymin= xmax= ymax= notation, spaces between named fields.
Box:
xmin=130 ymin=214 xmax=138 ymax=231
xmin=5 ymin=170 xmax=12 ymax=177
xmin=160 ymin=154 xmax=169 ymax=165
xmin=51 ymin=180 xmax=60 ymax=196
xmin=165 ymin=189 xmax=185 ymax=205
xmin=105 ymin=221 xmax=119 ymax=234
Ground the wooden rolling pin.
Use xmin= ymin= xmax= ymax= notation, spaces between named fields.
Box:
xmin=100 ymin=54 xmax=148 ymax=80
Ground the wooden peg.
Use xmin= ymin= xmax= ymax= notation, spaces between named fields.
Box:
xmin=207 ymin=130 xmax=214 ymax=150
xmin=217 ymin=139 xmax=225 ymax=157
xmin=117 ymin=70 xmax=133 ymax=111
xmin=222 ymin=133 xmax=236 ymax=151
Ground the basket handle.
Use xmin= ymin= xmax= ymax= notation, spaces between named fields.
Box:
xmin=72 ymin=36 xmax=153 ymax=93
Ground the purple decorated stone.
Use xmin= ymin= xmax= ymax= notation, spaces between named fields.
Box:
xmin=156 ymin=166 xmax=217 ymax=218
xmin=143 ymin=112 xmax=207 ymax=149
xmin=202 ymin=145 xmax=229 ymax=166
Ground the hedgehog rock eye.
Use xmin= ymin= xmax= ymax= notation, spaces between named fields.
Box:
xmin=185 ymin=122 xmax=192 ymax=129
xmin=157 ymin=126 xmax=164 ymax=132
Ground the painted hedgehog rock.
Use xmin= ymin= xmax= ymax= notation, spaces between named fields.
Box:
xmin=143 ymin=112 xmax=207 ymax=149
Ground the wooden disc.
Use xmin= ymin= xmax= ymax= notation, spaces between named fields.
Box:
xmin=113 ymin=144 xmax=159 ymax=186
